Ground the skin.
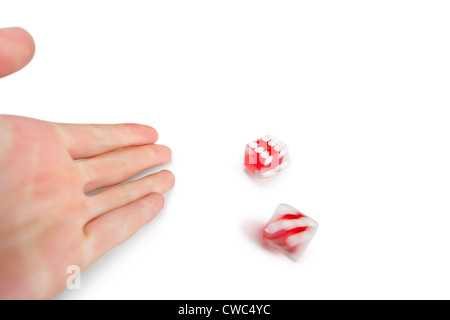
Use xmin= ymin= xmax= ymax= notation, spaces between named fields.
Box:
xmin=0 ymin=27 xmax=175 ymax=299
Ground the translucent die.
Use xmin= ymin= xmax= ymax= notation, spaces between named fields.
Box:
xmin=244 ymin=135 xmax=288 ymax=177
xmin=263 ymin=204 xmax=318 ymax=261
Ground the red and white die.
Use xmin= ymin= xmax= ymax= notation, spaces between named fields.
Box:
xmin=263 ymin=204 xmax=318 ymax=261
xmin=244 ymin=135 xmax=288 ymax=177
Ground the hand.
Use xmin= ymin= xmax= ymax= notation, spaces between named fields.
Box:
xmin=0 ymin=28 xmax=175 ymax=299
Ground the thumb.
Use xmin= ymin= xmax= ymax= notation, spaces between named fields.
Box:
xmin=0 ymin=27 xmax=35 ymax=78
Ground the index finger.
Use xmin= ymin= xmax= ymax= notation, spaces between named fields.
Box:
xmin=54 ymin=122 xmax=159 ymax=159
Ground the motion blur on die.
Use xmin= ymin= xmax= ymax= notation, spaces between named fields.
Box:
xmin=243 ymin=135 xmax=318 ymax=261
xmin=263 ymin=204 xmax=318 ymax=261
xmin=244 ymin=135 xmax=289 ymax=178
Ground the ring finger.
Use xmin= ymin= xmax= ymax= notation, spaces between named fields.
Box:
xmin=85 ymin=169 xmax=175 ymax=221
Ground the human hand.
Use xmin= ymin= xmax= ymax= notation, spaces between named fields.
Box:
xmin=0 ymin=28 xmax=175 ymax=299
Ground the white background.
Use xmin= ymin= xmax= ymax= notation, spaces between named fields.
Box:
xmin=1 ymin=1 xmax=450 ymax=299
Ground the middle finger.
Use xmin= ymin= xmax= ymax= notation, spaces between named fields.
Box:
xmin=77 ymin=144 xmax=172 ymax=193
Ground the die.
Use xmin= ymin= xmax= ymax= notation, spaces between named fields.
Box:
xmin=263 ymin=204 xmax=318 ymax=261
xmin=244 ymin=135 xmax=288 ymax=177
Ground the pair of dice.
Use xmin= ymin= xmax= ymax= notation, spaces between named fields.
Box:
xmin=244 ymin=135 xmax=318 ymax=261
